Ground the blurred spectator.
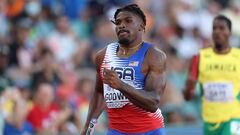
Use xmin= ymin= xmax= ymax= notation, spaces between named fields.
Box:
xmin=5 ymin=0 xmax=25 ymax=21
xmin=0 ymin=44 xmax=12 ymax=135
xmin=222 ymin=0 xmax=240 ymax=47
xmin=3 ymin=88 xmax=33 ymax=135
xmin=175 ymin=0 xmax=198 ymax=31
xmin=25 ymin=0 xmax=42 ymax=18
xmin=60 ymin=0 xmax=87 ymax=19
xmin=223 ymin=0 xmax=240 ymax=37
xmin=72 ymin=40 xmax=95 ymax=68
xmin=0 ymin=3 xmax=9 ymax=44
xmin=16 ymin=33 xmax=33 ymax=69
xmin=46 ymin=16 xmax=79 ymax=70
xmin=174 ymin=0 xmax=200 ymax=59
xmin=40 ymin=0 xmax=55 ymax=8
xmin=71 ymin=8 xmax=92 ymax=40
xmin=8 ymin=18 xmax=34 ymax=68
xmin=56 ymin=95 xmax=80 ymax=135
xmin=197 ymin=0 xmax=221 ymax=40
xmin=173 ymin=27 xmax=201 ymax=59
xmin=32 ymin=6 xmax=55 ymax=39
xmin=31 ymin=48 xmax=63 ymax=91
xmin=0 ymin=45 xmax=12 ymax=94
xmin=27 ymin=83 xmax=60 ymax=134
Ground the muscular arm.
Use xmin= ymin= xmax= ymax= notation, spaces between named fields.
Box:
xmin=103 ymin=47 xmax=166 ymax=113
xmin=183 ymin=55 xmax=199 ymax=101
xmin=81 ymin=49 xmax=106 ymax=134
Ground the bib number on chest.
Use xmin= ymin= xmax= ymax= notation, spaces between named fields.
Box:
xmin=203 ymin=82 xmax=234 ymax=102
xmin=104 ymin=84 xmax=129 ymax=108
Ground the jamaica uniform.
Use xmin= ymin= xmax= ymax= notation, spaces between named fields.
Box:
xmin=193 ymin=48 xmax=240 ymax=135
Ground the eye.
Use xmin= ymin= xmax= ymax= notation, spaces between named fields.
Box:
xmin=125 ymin=19 xmax=133 ymax=24
xmin=115 ymin=20 xmax=121 ymax=25
xmin=220 ymin=26 xmax=226 ymax=31
xmin=213 ymin=26 xmax=216 ymax=30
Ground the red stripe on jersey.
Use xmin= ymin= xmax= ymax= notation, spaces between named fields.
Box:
xmin=107 ymin=104 xmax=164 ymax=134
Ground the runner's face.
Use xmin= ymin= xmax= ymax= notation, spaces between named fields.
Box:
xmin=212 ymin=19 xmax=230 ymax=47
xmin=114 ymin=11 xmax=144 ymax=45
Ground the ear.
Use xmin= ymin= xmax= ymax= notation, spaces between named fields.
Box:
xmin=139 ymin=23 xmax=145 ymax=32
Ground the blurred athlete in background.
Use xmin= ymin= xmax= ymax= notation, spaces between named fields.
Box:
xmin=184 ymin=15 xmax=240 ymax=135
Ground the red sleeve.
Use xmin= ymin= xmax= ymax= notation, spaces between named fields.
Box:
xmin=189 ymin=54 xmax=200 ymax=80
xmin=184 ymin=54 xmax=200 ymax=100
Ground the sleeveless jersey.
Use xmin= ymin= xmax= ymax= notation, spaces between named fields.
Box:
xmin=101 ymin=42 xmax=164 ymax=134
xmin=198 ymin=48 xmax=240 ymax=123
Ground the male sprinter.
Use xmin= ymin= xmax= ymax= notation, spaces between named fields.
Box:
xmin=184 ymin=15 xmax=240 ymax=135
xmin=81 ymin=4 xmax=166 ymax=135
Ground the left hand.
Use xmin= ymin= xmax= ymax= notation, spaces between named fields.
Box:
xmin=102 ymin=68 xmax=123 ymax=90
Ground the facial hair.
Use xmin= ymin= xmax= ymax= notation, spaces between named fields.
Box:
xmin=118 ymin=38 xmax=131 ymax=45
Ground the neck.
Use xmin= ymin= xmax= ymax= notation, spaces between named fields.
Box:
xmin=119 ymin=40 xmax=143 ymax=49
xmin=118 ymin=40 xmax=143 ymax=57
xmin=213 ymin=43 xmax=231 ymax=54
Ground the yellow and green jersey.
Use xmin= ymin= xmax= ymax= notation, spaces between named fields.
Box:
xmin=198 ymin=47 xmax=240 ymax=123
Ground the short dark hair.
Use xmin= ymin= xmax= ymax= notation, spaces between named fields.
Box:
xmin=114 ymin=4 xmax=146 ymax=26
xmin=214 ymin=15 xmax=232 ymax=31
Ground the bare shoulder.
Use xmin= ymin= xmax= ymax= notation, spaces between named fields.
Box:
xmin=95 ymin=48 xmax=106 ymax=62
xmin=146 ymin=46 xmax=167 ymax=72
xmin=95 ymin=47 xmax=107 ymax=72
xmin=147 ymin=46 xmax=167 ymax=61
